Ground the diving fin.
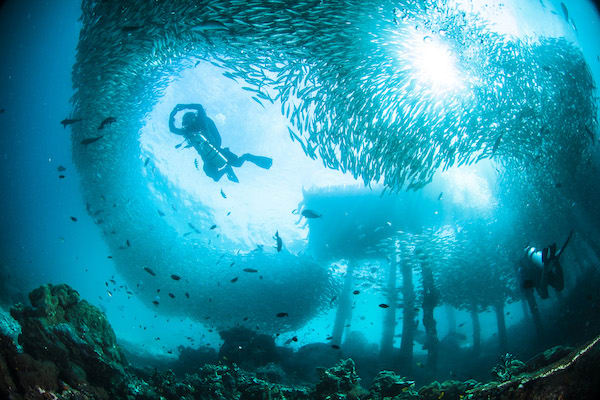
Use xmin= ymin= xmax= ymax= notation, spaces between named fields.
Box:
xmin=226 ymin=169 xmax=239 ymax=183
xmin=557 ymin=230 xmax=574 ymax=258
xmin=249 ymin=155 xmax=273 ymax=169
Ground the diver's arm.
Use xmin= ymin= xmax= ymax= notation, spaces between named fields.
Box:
xmin=169 ymin=106 xmax=185 ymax=135
xmin=179 ymin=104 xmax=204 ymax=112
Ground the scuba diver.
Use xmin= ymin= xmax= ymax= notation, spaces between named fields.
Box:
xmin=519 ymin=231 xmax=574 ymax=299
xmin=169 ymin=103 xmax=272 ymax=182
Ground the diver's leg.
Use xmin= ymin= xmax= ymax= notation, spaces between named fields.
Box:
xmin=548 ymin=261 xmax=565 ymax=292
xmin=535 ymin=268 xmax=549 ymax=299
xmin=239 ymin=153 xmax=273 ymax=169
xmin=221 ymin=148 xmax=243 ymax=167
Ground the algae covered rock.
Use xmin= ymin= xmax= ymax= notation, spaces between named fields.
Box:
xmin=9 ymin=283 xmax=125 ymax=388
xmin=369 ymin=370 xmax=418 ymax=399
xmin=419 ymin=379 xmax=480 ymax=400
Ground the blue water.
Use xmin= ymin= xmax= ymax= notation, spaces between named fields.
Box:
xmin=1 ymin=0 xmax=600 ymax=383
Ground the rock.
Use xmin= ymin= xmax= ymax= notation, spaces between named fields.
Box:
xmin=369 ymin=370 xmax=417 ymax=399
xmin=469 ymin=336 xmax=600 ymax=399
xmin=255 ymin=362 xmax=286 ymax=383
xmin=526 ymin=345 xmax=574 ymax=372
xmin=9 ymin=284 xmax=126 ymax=389
xmin=0 ymin=333 xmax=59 ymax=399
xmin=314 ymin=358 xmax=368 ymax=399
xmin=0 ymin=307 xmax=21 ymax=345
xmin=218 ymin=327 xmax=279 ymax=370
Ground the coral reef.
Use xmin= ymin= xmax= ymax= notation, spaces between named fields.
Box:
xmin=490 ymin=353 xmax=527 ymax=382
xmin=10 ymin=284 xmax=125 ymax=389
xmin=218 ymin=327 xmax=280 ymax=370
xmin=369 ymin=370 xmax=418 ymax=399
xmin=1 ymin=283 xmax=599 ymax=400
xmin=418 ymin=379 xmax=481 ymax=400
xmin=468 ymin=336 xmax=600 ymax=400
xmin=0 ymin=307 xmax=20 ymax=345
xmin=314 ymin=358 xmax=368 ymax=399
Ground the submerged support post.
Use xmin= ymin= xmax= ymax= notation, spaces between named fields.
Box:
xmin=470 ymin=305 xmax=481 ymax=356
xmin=399 ymin=244 xmax=415 ymax=370
xmin=331 ymin=258 xmax=355 ymax=347
xmin=421 ymin=260 xmax=439 ymax=370
xmin=380 ymin=258 xmax=397 ymax=362
xmin=494 ymin=301 xmax=507 ymax=351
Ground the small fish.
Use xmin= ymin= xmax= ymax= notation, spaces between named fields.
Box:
xmin=416 ymin=362 xmax=425 ymax=368
xmin=175 ymin=142 xmax=183 ymax=149
xmin=301 ymin=209 xmax=322 ymax=218
xmin=121 ymin=25 xmax=142 ymax=32
xmin=491 ymin=134 xmax=503 ymax=155
xmin=107 ymin=290 xmax=113 ymax=297
xmin=230 ymin=262 xmax=235 ymax=267
xmin=70 ymin=216 xmax=77 ymax=222
xmin=379 ymin=303 xmax=389 ymax=308
xmin=57 ymin=165 xmax=66 ymax=172
xmin=98 ymin=117 xmax=116 ymax=130
xmin=331 ymin=344 xmax=341 ymax=350
xmin=276 ymin=312 xmax=289 ymax=318
xmin=144 ymin=157 xmax=150 ymax=167
xmin=220 ymin=189 xmax=227 ymax=198
xmin=191 ymin=20 xmax=228 ymax=32
xmin=194 ymin=158 xmax=199 ymax=169
xmin=438 ymin=192 xmax=443 ymax=200
xmin=168 ymin=293 xmax=175 ymax=298
xmin=0 ymin=108 xmax=4 ymax=114
xmin=185 ymin=292 xmax=190 ymax=298
xmin=188 ymin=222 xmax=201 ymax=233
xmin=353 ymin=290 xmax=360 ymax=295
xmin=157 ymin=209 xmax=165 ymax=217
xmin=210 ymin=224 xmax=217 ymax=230
xmin=243 ymin=268 xmax=258 ymax=273
xmin=274 ymin=231 xmax=282 ymax=252
xmin=230 ymin=277 xmax=238 ymax=283
xmin=60 ymin=118 xmax=82 ymax=128
xmin=458 ymin=322 xmax=465 ymax=327
xmin=126 ymin=239 xmax=131 ymax=247
xmin=58 ymin=175 xmax=65 ymax=179
xmin=152 ymin=300 xmax=159 ymax=306
xmin=144 ymin=267 xmax=156 ymax=276
xmin=560 ymin=2 xmax=569 ymax=22
xmin=330 ymin=296 xmax=337 ymax=304
xmin=284 ymin=336 xmax=298 ymax=345
xmin=81 ymin=135 xmax=104 ymax=145
xmin=171 ymin=274 xmax=181 ymax=281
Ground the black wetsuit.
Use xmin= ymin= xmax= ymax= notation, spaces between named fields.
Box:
xmin=169 ymin=104 xmax=272 ymax=182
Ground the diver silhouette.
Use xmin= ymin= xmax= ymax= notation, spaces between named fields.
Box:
xmin=519 ymin=231 xmax=573 ymax=299
xmin=169 ymin=103 xmax=272 ymax=182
